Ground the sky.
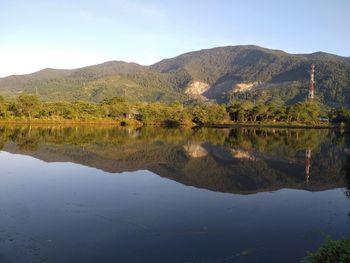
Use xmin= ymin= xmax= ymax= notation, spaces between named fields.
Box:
xmin=0 ymin=0 xmax=349 ymax=77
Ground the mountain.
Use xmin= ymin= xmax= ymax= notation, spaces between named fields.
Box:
xmin=0 ymin=45 xmax=349 ymax=106
xmin=151 ymin=45 xmax=350 ymax=106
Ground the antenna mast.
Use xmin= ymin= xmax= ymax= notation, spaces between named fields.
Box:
xmin=308 ymin=64 xmax=315 ymax=101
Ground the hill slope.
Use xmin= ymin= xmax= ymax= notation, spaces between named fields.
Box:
xmin=0 ymin=60 xmax=191 ymax=102
xmin=0 ymin=45 xmax=349 ymax=106
xmin=151 ymin=45 xmax=350 ymax=106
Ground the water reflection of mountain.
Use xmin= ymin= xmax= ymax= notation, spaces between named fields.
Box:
xmin=0 ymin=126 xmax=347 ymax=194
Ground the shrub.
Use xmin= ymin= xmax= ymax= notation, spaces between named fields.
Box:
xmin=301 ymin=237 xmax=350 ymax=263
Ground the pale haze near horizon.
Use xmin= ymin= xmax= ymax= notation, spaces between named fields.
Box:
xmin=1 ymin=0 xmax=349 ymax=77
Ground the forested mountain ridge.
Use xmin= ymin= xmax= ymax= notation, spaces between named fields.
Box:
xmin=0 ymin=45 xmax=349 ymax=106
xmin=151 ymin=46 xmax=350 ymax=106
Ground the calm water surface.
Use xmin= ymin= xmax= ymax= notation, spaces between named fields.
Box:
xmin=0 ymin=126 xmax=349 ymax=263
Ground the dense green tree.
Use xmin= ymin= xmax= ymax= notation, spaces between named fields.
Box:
xmin=251 ymin=105 xmax=268 ymax=121
xmin=0 ymin=96 xmax=6 ymax=117
xmin=0 ymin=94 xmax=336 ymax=127
xmin=16 ymin=95 xmax=40 ymax=119
xmin=329 ymin=107 xmax=350 ymax=123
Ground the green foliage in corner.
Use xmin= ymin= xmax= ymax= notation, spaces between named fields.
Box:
xmin=301 ymin=237 xmax=350 ymax=263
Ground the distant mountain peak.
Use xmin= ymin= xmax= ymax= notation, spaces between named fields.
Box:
xmin=0 ymin=45 xmax=349 ymax=106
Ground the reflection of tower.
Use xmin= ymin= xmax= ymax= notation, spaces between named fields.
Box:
xmin=308 ymin=64 xmax=315 ymax=101
xmin=305 ymin=148 xmax=312 ymax=184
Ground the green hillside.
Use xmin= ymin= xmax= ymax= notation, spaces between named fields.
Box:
xmin=0 ymin=61 xmax=190 ymax=102
xmin=151 ymin=46 xmax=350 ymax=106
xmin=0 ymin=45 xmax=349 ymax=106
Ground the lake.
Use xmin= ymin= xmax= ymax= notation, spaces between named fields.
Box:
xmin=0 ymin=125 xmax=349 ymax=263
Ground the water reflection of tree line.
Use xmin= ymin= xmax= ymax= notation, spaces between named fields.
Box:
xmin=225 ymin=128 xmax=329 ymax=164
xmin=0 ymin=126 xmax=338 ymax=155
xmin=345 ymin=163 xmax=350 ymax=200
xmin=0 ymin=125 xmax=347 ymax=194
xmin=342 ymin=147 xmax=350 ymax=217
xmin=343 ymin=151 xmax=350 ymax=199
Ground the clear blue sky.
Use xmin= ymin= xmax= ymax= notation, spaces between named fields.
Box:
xmin=1 ymin=0 xmax=349 ymax=77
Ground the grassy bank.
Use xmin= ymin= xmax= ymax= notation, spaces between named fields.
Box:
xmin=0 ymin=118 xmax=336 ymax=129
xmin=208 ymin=121 xmax=334 ymax=129
xmin=0 ymin=118 xmax=144 ymax=126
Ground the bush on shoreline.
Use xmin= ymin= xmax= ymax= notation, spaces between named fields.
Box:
xmin=301 ymin=238 xmax=350 ymax=263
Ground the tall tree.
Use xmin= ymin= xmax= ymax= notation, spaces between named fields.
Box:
xmin=17 ymin=95 xmax=39 ymax=119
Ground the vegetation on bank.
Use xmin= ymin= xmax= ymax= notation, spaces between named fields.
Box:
xmin=301 ymin=237 xmax=350 ymax=263
xmin=0 ymin=95 xmax=349 ymax=127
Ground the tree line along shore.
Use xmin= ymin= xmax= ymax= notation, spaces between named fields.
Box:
xmin=0 ymin=95 xmax=349 ymax=128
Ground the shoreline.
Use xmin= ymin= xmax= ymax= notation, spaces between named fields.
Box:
xmin=0 ymin=119 xmax=338 ymax=129
xmin=0 ymin=119 xmax=139 ymax=126
xmin=207 ymin=123 xmax=336 ymax=129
